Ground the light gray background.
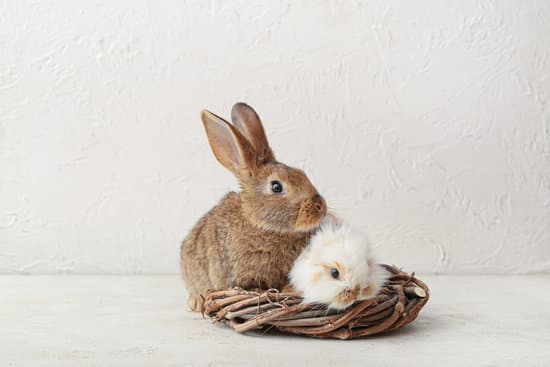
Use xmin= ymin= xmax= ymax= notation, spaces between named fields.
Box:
xmin=1 ymin=1 xmax=549 ymax=274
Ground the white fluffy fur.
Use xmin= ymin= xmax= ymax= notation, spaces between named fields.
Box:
xmin=289 ymin=216 xmax=389 ymax=310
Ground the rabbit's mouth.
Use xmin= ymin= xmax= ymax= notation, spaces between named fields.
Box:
xmin=294 ymin=217 xmax=324 ymax=232
xmin=330 ymin=286 xmax=360 ymax=310
xmin=294 ymin=194 xmax=327 ymax=232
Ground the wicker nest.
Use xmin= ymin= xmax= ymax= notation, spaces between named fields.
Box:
xmin=202 ymin=264 xmax=429 ymax=339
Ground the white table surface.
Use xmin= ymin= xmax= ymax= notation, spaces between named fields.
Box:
xmin=2 ymin=274 xmax=549 ymax=367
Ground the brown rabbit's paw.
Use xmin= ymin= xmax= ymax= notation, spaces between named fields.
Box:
xmin=187 ymin=295 xmax=204 ymax=312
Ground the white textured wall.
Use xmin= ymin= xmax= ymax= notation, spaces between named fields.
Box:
xmin=1 ymin=1 xmax=549 ymax=274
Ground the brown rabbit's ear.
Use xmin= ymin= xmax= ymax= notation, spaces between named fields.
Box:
xmin=201 ymin=109 xmax=256 ymax=172
xmin=231 ymin=102 xmax=275 ymax=163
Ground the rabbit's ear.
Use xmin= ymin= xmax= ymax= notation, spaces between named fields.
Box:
xmin=201 ymin=109 xmax=256 ymax=172
xmin=231 ymin=102 xmax=275 ymax=163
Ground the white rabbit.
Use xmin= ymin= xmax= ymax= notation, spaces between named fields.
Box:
xmin=289 ymin=215 xmax=389 ymax=310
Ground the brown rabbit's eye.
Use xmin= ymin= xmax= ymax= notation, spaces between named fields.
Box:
xmin=330 ymin=268 xmax=340 ymax=279
xmin=270 ymin=180 xmax=283 ymax=193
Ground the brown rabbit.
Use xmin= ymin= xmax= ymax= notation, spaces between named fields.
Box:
xmin=180 ymin=103 xmax=327 ymax=311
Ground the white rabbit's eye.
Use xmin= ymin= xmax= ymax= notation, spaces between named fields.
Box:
xmin=330 ymin=268 xmax=340 ymax=279
xmin=270 ymin=180 xmax=283 ymax=193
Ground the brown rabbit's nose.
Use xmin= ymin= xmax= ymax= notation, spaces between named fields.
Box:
xmin=312 ymin=194 xmax=326 ymax=214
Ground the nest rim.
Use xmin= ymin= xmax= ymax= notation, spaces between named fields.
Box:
xmin=201 ymin=264 xmax=429 ymax=340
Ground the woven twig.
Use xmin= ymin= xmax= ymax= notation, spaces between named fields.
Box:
xmin=202 ymin=264 xmax=429 ymax=340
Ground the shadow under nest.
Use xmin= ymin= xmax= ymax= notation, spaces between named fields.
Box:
xmin=201 ymin=264 xmax=430 ymax=340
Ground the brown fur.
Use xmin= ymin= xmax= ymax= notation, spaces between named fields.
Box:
xmin=181 ymin=103 xmax=327 ymax=311
xmin=336 ymin=285 xmax=360 ymax=306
